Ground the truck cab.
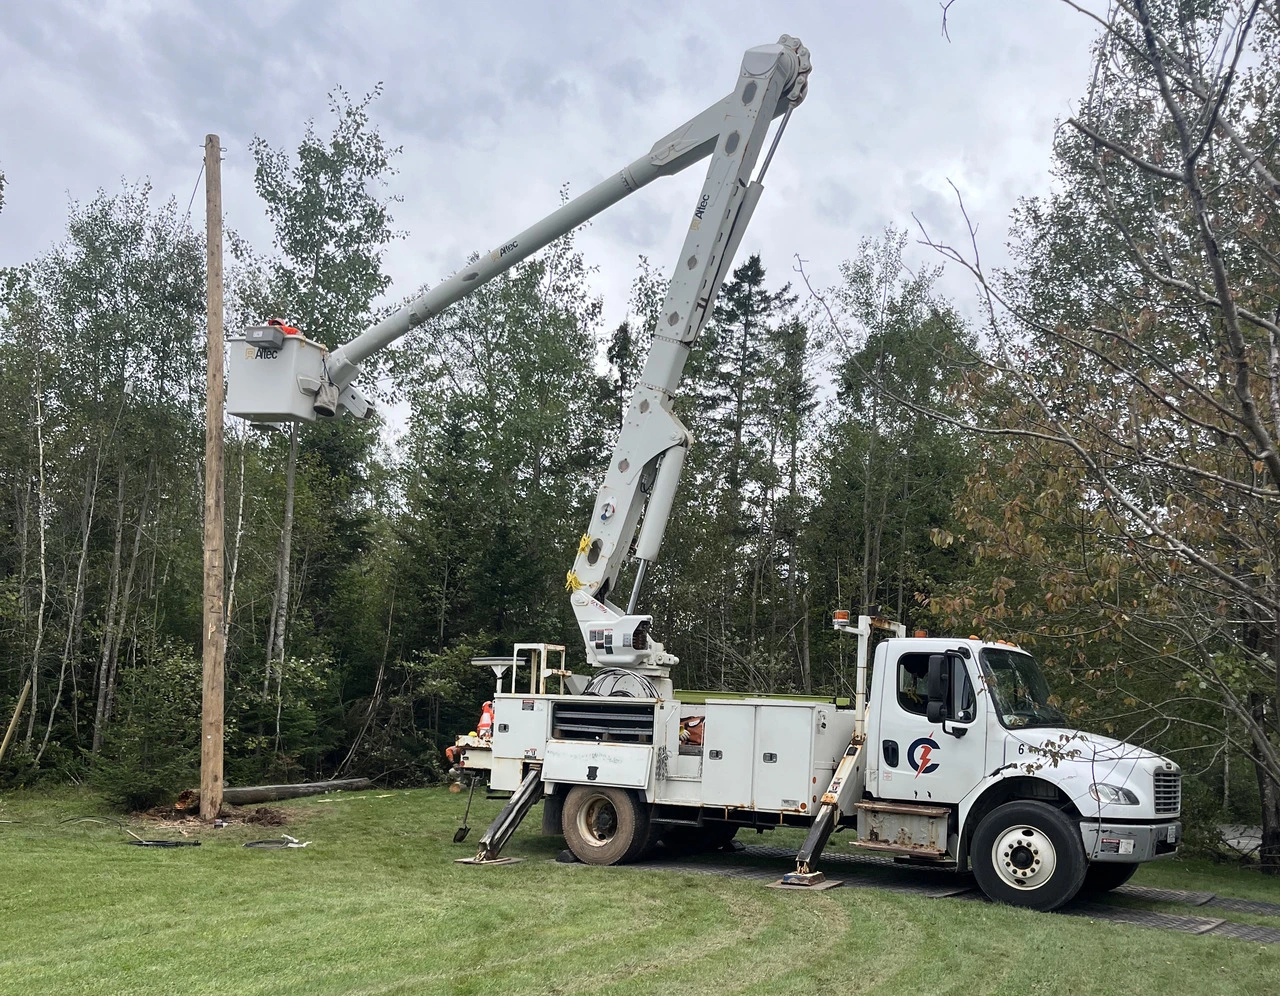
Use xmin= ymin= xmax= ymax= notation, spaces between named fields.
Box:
xmin=861 ymin=635 xmax=1181 ymax=907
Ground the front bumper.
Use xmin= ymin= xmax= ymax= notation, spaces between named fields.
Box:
xmin=1080 ymin=819 xmax=1181 ymax=862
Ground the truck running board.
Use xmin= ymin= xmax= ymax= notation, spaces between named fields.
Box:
xmin=854 ymin=800 xmax=949 ymax=857
xmin=457 ymin=767 xmax=542 ymax=865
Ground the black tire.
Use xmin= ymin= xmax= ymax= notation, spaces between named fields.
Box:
xmin=971 ymin=800 xmax=1087 ymax=911
xmin=1081 ymin=861 xmax=1138 ymax=894
xmin=561 ymin=785 xmax=651 ymax=865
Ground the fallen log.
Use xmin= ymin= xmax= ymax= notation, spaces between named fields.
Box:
xmin=176 ymin=778 xmax=373 ymax=810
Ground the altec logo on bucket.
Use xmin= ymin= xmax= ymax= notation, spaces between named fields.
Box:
xmin=908 ymin=735 xmax=940 ymax=777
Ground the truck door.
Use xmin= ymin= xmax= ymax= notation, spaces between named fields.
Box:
xmin=875 ymin=649 xmax=985 ymax=805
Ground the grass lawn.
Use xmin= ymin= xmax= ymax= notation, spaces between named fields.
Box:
xmin=2 ymin=786 xmax=1278 ymax=995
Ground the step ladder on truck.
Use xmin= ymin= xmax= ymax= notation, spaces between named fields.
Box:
xmin=222 ymin=33 xmax=1181 ymax=913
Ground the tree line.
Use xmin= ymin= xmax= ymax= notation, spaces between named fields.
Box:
xmin=1 ymin=1 xmax=1277 ymax=868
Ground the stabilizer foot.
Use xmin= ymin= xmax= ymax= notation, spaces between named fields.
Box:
xmin=769 ymin=874 xmax=843 ymax=891
xmin=780 ymin=870 xmax=826 ymax=886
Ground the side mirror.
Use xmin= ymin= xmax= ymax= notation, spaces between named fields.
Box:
xmin=926 ymin=653 xmax=947 ymax=724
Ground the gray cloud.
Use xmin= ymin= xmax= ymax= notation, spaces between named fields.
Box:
xmin=0 ymin=0 xmax=1102 ymax=351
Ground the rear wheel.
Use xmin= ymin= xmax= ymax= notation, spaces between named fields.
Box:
xmin=561 ymin=785 xmax=651 ymax=865
xmin=1081 ymin=861 xmax=1138 ymax=894
xmin=971 ymin=800 xmax=1086 ymax=911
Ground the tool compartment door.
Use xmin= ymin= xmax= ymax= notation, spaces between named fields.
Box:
xmin=491 ymin=695 xmax=551 ymax=761
xmin=701 ymin=702 xmax=756 ymax=807
xmin=542 ymin=740 xmax=652 ymax=790
xmin=753 ymin=706 xmax=816 ymax=813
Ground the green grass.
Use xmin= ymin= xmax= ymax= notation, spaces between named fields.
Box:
xmin=2 ymin=787 xmax=1278 ymax=995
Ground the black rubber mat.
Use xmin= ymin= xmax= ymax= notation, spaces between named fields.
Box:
xmin=1114 ymin=884 xmax=1216 ymax=906
xmin=1067 ymin=901 xmax=1225 ymax=935
xmin=1207 ymin=921 xmax=1280 ymax=943
xmin=624 ymin=843 xmax=1280 ymax=943
xmin=1114 ymin=883 xmax=1280 ymax=919
xmin=1206 ymin=895 xmax=1280 ymax=918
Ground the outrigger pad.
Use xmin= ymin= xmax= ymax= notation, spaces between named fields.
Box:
xmin=768 ymin=877 xmax=844 ymax=891
xmin=771 ymin=871 xmax=844 ymax=891
xmin=454 ymin=856 xmax=523 ymax=866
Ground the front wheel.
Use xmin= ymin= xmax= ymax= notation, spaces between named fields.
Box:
xmin=971 ymin=800 xmax=1086 ymax=911
xmin=561 ymin=785 xmax=651 ymax=865
xmin=1081 ymin=861 xmax=1138 ymax=894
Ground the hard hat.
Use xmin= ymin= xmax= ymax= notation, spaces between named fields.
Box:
xmin=267 ymin=317 xmax=301 ymax=335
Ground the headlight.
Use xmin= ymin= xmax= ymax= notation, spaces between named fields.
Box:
xmin=1090 ymin=783 xmax=1139 ymax=805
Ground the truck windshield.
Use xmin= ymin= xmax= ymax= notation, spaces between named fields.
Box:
xmin=980 ymin=649 xmax=1066 ymax=729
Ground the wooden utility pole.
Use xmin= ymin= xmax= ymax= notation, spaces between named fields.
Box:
xmin=0 ymin=679 xmax=32 ymax=768
xmin=200 ymin=134 xmax=226 ymax=821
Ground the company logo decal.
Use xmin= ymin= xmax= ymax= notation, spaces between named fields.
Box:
xmin=908 ymin=735 xmax=940 ymax=777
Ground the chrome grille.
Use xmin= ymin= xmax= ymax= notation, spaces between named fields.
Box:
xmin=1153 ymin=770 xmax=1181 ymax=814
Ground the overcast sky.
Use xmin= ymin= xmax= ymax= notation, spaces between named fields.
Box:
xmin=0 ymin=1 xmax=1101 ymax=350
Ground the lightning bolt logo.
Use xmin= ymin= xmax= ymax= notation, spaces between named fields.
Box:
xmin=914 ymin=742 xmax=933 ymax=778
xmin=909 ymin=734 xmax=941 ymax=778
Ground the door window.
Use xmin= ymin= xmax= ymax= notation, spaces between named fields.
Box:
xmin=896 ymin=652 xmax=976 ymax=723
xmin=951 ymin=663 xmax=977 ymax=723
xmin=896 ymin=653 xmax=932 ymax=715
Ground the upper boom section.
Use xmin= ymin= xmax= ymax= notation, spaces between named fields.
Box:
xmin=226 ymin=37 xmax=810 ymax=426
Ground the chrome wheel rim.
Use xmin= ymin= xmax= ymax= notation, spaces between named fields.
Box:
xmin=991 ymin=825 xmax=1057 ymax=891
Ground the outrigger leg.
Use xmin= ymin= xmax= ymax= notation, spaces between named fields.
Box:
xmin=778 ymin=741 xmax=863 ymax=888
xmin=456 ymin=767 xmax=543 ymax=865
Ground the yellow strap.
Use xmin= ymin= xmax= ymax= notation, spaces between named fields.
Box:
xmin=565 ymin=570 xmax=583 ymax=592
xmin=577 ymin=533 xmax=591 ymax=555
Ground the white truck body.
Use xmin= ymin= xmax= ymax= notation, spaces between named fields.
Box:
xmin=488 ymin=693 xmax=855 ymax=816
xmin=461 ymin=626 xmax=1181 ymax=910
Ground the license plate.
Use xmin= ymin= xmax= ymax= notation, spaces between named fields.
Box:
xmin=1167 ymin=825 xmax=1177 ymax=844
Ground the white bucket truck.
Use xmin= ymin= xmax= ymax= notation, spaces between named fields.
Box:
xmin=224 ymin=34 xmax=1180 ymax=912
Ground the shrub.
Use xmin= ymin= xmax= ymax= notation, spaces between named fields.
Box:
xmin=93 ymin=643 xmax=201 ymax=811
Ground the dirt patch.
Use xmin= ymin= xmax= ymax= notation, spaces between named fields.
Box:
xmin=135 ymin=807 xmax=200 ymax=828
xmin=133 ymin=804 xmax=290 ymax=829
xmin=238 ymin=806 xmax=288 ymax=827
